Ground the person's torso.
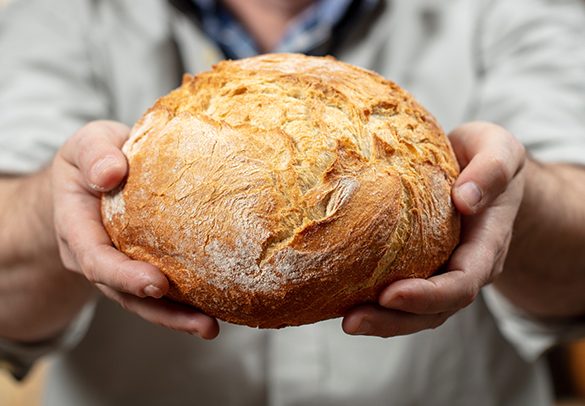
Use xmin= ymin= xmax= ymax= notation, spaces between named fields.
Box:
xmin=43 ymin=1 xmax=553 ymax=404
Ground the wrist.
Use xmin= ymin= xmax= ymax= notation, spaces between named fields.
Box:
xmin=0 ymin=166 xmax=95 ymax=342
xmin=499 ymin=158 xmax=585 ymax=317
xmin=513 ymin=158 xmax=552 ymax=242
xmin=0 ymin=167 xmax=58 ymax=264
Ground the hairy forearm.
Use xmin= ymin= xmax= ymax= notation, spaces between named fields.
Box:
xmin=495 ymin=159 xmax=585 ymax=318
xmin=0 ymin=169 xmax=92 ymax=342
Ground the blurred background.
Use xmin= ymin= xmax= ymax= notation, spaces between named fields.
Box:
xmin=2 ymin=344 xmax=585 ymax=405
xmin=0 ymin=0 xmax=585 ymax=404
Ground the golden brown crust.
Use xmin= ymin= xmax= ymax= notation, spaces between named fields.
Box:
xmin=101 ymin=54 xmax=460 ymax=328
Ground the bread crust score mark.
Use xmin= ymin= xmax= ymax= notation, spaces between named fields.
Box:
xmin=102 ymin=53 xmax=460 ymax=328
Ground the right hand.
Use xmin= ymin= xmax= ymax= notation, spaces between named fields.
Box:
xmin=342 ymin=122 xmax=526 ymax=338
xmin=51 ymin=121 xmax=219 ymax=339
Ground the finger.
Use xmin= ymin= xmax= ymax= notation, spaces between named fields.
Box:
xmin=54 ymin=174 xmax=168 ymax=298
xmin=379 ymin=238 xmax=492 ymax=314
xmin=97 ymin=285 xmax=220 ymax=340
xmin=448 ymin=122 xmax=525 ymax=215
xmin=378 ymin=269 xmax=479 ymax=315
xmin=342 ymin=304 xmax=453 ymax=337
xmin=60 ymin=120 xmax=130 ymax=192
xmin=56 ymin=236 xmax=78 ymax=271
xmin=379 ymin=195 xmax=516 ymax=315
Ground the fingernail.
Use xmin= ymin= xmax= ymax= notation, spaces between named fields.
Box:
xmin=456 ymin=182 xmax=482 ymax=210
xmin=91 ymin=156 xmax=119 ymax=183
xmin=353 ymin=318 xmax=372 ymax=335
xmin=143 ymin=284 xmax=163 ymax=298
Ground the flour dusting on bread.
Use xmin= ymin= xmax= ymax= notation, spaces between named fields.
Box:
xmin=101 ymin=54 xmax=460 ymax=328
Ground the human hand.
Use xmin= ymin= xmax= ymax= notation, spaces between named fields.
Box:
xmin=51 ymin=121 xmax=219 ymax=339
xmin=342 ymin=122 xmax=526 ymax=337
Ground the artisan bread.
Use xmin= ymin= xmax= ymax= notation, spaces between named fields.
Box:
xmin=102 ymin=53 xmax=460 ymax=328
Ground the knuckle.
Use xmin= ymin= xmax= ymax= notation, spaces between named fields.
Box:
xmin=99 ymin=120 xmax=128 ymax=135
xmin=492 ymin=256 xmax=506 ymax=279
xmin=513 ymin=140 xmax=526 ymax=162
xmin=492 ymin=245 xmax=511 ymax=278
xmin=68 ymin=128 xmax=85 ymax=147
xmin=477 ymin=243 xmax=497 ymax=266
xmin=494 ymin=239 xmax=509 ymax=263
xmin=57 ymin=245 xmax=78 ymax=272
xmin=59 ymin=243 xmax=82 ymax=273
xmin=75 ymin=146 xmax=94 ymax=171
xmin=461 ymin=284 xmax=478 ymax=308
xmin=115 ymin=293 xmax=133 ymax=313
xmin=60 ymin=258 xmax=76 ymax=272
xmin=57 ymin=234 xmax=70 ymax=248
xmin=87 ymin=120 xmax=129 ymax=147
xmin=490 ymin=156 xmax=513 ymax=188
xmin=82 ymin=120 xmax=107 ymax=135
xmin=73 ymin=122 xmax=99 ymax=150
xmin=113 ymin=261 xmax=144 ymax=297
xmin=427 ymin=279 xmax=445 ymax=309
xmin=59 ymin=254 xmax=75 ymax=271
xmin=113 ymin=264 xmax=134 ymax=294
xmin=75 ymin=121 xmax=111 ymax=165
xmin=490 ymin=235 xmax=512 ymax=278
xmin=53 ymin=219 xmax=67 ymax=238
xmin=78 ymin=252 xmax=99 ymax=283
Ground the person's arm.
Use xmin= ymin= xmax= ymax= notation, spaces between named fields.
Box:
xmin=343 ymin=121 xmax=527 ymax=336
xmin=50 ymin=121 xmax=219 ymax=339
xmin=342 ymin=129 xmax=585 ymax=337
xmin=343 ymin=0 xmax=585 ymax=337
xmin=0 ymin=0 xmax=219 ymax=344
xmin=0 ymin=171 xmax=92 ymax=342
xmin=0 ymin=0 xmax=101 ymax=344
xmin=495 ymin=160 xmax=585 ymax=318
xmin=342 ymin=130 xmax=585 ymax=337
xmin=0 ymin=122 xmax=220 ymax=343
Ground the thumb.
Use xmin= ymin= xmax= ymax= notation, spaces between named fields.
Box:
xmin=61 ymin=121 xmax=130 ymax=192
xmin=448 ymin=122 xmax=525 ymax=215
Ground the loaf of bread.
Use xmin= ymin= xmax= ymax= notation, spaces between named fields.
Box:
xmin=102 ymin=53 xmax=460 ymax=328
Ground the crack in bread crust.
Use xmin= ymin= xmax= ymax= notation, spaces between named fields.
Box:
xmin=101 ymin=54 xmax=460 ymax=328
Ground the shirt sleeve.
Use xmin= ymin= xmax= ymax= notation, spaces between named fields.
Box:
xmin=474 ymin=0 xmax=585 ymax=360
xmin=483 ymin=287 xmax=585 ymax=362
xmin=471 ymin=0 xmax=585 ymax=165
xmin=0 ymin=0 xmax=107 ymax=376
xmin=0 ymin=300 xmax=96 ymax=380
xmin=0 ymin=0 xmax=110 ymax=174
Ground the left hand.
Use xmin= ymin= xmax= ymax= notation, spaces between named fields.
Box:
xmin=342 ymin=122 xmax=526 ymax=337
xmin=52 ymin=121 xmax=219 ymax=339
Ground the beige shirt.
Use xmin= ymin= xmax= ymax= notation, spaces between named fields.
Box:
xmin=1 ymin=0 xmax=585 ymax=405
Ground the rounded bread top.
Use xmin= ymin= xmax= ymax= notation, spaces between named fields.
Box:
xmin=102 ymin=53 xmax=460 ymax=328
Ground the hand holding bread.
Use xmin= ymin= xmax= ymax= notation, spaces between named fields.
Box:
xmin=102 ymin=54 xmax=460 ymax=328
xmin=52 ymin=121 xmax=219 ymax=339
xmin=343 ymin=122 xmax=525 ymax=336
xmin=51 ymin=54 xmax=525 ymax=337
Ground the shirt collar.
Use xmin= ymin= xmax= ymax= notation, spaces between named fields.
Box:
xmin=189 ymin=0 xmax=379 ymax=59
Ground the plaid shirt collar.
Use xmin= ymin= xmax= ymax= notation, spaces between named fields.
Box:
xmin=190 ymin=0 xmax=379 ymax=59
